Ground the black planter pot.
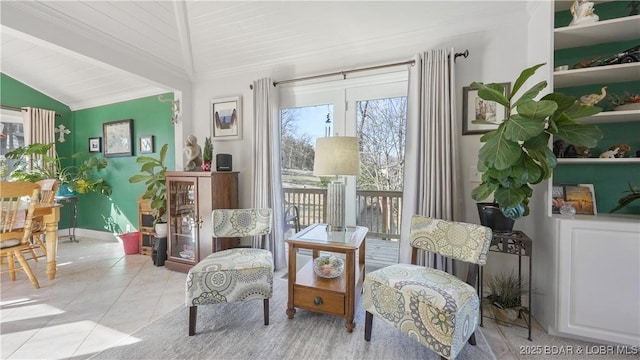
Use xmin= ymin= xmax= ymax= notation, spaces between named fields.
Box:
xmin=477 ymin=203 xmax=515 ymax=234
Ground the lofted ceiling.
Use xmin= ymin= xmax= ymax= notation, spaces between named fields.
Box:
xmin=1 ymin=1 xmax=530 ymax=111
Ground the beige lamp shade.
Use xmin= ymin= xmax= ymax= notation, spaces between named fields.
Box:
xmin=313 ymin=136 xmax=360 ymax=176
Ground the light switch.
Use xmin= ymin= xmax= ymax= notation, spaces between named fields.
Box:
xmin=470 ymin=166 xmax=482 ymax=183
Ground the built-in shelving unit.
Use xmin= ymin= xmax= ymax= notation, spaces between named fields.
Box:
xmin=557 ymin=157 xmax=640 ymax=164
xmin=553 ymin=62 xmax=640 ymax=87
xmin=551 ymin=3 xmax=640 ymax=217
xmin=554 ymin=14 xmax=640 ymax=48
xmin=576 ymin=109 xmax=640 ymax=124
xmin=547 ymin=2 xmax=640 ymax=347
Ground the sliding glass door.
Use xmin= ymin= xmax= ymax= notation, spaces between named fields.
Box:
xmin=279 ymin=72 xmax=407 ymax=243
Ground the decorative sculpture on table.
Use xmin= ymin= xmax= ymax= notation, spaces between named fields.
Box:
xmin=183 ymin=135 xmax=202 ymax=171
xmin=569 ymin=0 xmax=599 ymax=26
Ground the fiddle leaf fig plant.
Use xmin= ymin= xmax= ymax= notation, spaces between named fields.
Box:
xmin=471 ymin=63 xmax=603 ymax=219
xmin=128 ymin=143 xmax=168 ymax=223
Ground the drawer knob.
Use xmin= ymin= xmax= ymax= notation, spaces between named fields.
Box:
xmin=313 ymin=296 xmax=323 ymax=306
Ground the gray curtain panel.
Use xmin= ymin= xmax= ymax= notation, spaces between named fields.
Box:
xmin=399 ymin=49 xmax=462 ymax=268
xmin=252 ymin=78 xmax=286 ymax=270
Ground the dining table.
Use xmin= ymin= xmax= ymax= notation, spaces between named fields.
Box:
xmin=33 ymin=203 xmax=62 ymax=280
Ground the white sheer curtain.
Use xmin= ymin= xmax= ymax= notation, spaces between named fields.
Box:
xmin=252 ymin=78 xmax=286 ymax=270
xmin=22 ymin=107 xmax=56 ymax=172
xmin=399 ymin=49 xmax=462 ymax=267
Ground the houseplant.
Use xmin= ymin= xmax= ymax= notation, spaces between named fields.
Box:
xmin=609 ymin=181 xmax=640 ymax=214
xmin=470 ymin=63 xmax=603 ymax=220
xmin=5 ymin=142 xmax=111 ymax=196
xmin=486 ymin=271 xmax=528 ymax=322
xmin=128 ymin=143 xmax=168 ymax=234
xmin=202 ymin=136 xmax=213 ymax=171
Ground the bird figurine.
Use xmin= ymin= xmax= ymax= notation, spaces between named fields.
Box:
xmin=579 ymin=86 xmax=607 ymax=106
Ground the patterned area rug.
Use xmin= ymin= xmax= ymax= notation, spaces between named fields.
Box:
xmin=92 ymin=275 xmax=495 ymax=360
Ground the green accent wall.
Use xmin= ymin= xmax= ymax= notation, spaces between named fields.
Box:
xmin=1 ymin=73 xmax=74 ymax=158
xmin=1 ymin=73 xmax=74 ymax=227
xmin=553 ymin=2 xmax=640 ymax=215
xmin=73 ymin=95 xmax=175 ymax=234
xmin=2 ymin=73 xmax=176 ymax=232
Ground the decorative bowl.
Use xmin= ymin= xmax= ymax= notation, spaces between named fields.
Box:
xmin=313 ymin=255 xmax=344 ymax=279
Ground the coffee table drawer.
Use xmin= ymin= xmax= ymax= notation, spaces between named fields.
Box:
xmin=295 ymin=286 xmax=345 ymax=315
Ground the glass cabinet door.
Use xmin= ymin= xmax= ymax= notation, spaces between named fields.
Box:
xmin=167 ymin=178 xmax=198 ymax=263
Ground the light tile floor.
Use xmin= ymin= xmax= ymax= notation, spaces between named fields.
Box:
xmin=1 ymin=236 xmax=607 ymax=360
xmin=1 ymin=237 xmax=184 ymax=360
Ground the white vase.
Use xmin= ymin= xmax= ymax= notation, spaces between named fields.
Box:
xmin=614 ymin=103 xmax=640 ymax=111
xmin=154 ymin=223 xmax=168 ymax=238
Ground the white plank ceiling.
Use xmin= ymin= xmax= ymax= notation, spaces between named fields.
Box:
xmin=1 ymin=1 xmax=529 ymax=110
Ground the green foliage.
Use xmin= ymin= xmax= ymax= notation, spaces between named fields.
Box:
xmin=128 ymin=143 xmax=168 ymax=222
xmin=5 ymin=143 xmax=111 ymax=196
xmin=319 ymin=176 xmax=332 ymax=187
xmin=203 ymin=137 xmax=213 ymax=162
xmin=486 ymin=271 xmax=528 ymax=309
xmin=471 ymin=63 xmax=603 ymax=219
xmin=609 ymin=182 xmax=640 ymax=213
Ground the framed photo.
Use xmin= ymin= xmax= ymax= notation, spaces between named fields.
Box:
xmin=103 ymin=119 xmax=133 ymax=157
xmin=462 ymin=82 xmax=511 ymax=135
xmin=563 ymin=183 xmax=597 ymax=215
xmin=211 ymin=96 xmax=242 ymax=140
xmin=138 ymin=135 xmax=154 ymax=154
xmin=88 ymin=137 xmax=102 ymax=153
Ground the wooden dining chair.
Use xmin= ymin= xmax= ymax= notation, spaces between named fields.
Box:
xmin=1 ymin=181 xmax=42 ymax=289
xmin=23 ymin=179 xmax=59 ymax=261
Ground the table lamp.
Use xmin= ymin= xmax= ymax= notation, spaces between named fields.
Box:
xmin=313 ymin=136 xmax=360 ymax=231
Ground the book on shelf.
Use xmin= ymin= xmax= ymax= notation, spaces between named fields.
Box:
xmin=551 ymin=185 xmax=565 ymax=214
xmin=555 ymin=183 xmax=597 ymax=215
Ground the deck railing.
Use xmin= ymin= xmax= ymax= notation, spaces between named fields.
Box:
xmin=283 ymin=188 xmax=403 ymax=240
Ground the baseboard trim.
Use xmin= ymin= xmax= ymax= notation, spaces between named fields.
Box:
xmin=57 ymin=228 xmax=119 ymax=242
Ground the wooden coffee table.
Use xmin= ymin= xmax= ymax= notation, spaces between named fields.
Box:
xmin=285 ymin=223 xmax=368 ymax=332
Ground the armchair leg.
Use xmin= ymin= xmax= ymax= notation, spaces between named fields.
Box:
xmin=263 ymin=299 xmax=269 ymax=325
xmin=189 ymin=306 xmax=197 ymax=336
xmin=364 ymin=311 xmax=373 ymax=341
xmin=468 ymin=332 xmax=477 ymax=346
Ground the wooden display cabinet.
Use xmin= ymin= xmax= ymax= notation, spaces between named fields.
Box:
xmin=138 ymin=197 xmax=156 ymax=255
xmin=164 ymin=171 xmax=239 ymax=272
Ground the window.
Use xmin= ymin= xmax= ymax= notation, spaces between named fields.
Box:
xmin=279 ymin=71 xmax=407 ymax=234
xmin=0 ymin=109 xmax=24 ymax=180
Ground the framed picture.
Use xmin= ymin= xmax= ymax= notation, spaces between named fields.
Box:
xmin=138 ymin=135 xmax=154 ymax=154
xmin=88 ymin=137 xmax=102 ymax=153
xmin=103 ymin=119 xmax=133 ymax=157
xmin=563 ymin=183 xmax=597 ymax=215
xmin=210 ymin=96 xmax=242 ymax=140
xmin=462 ymin=82 xmax=511 ymax=135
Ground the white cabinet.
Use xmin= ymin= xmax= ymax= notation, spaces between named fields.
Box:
xmin=556 ymin=216 xmax=640 ymax=346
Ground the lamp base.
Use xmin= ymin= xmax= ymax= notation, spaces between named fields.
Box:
xmin=326 ymin=180 xmax=345 ymax=231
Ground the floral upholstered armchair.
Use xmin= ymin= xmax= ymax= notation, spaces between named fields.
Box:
xmin=363 ymin=215 xmax=492 ymax=360
xmin=185 ymin=208 xmax=273 ymax=336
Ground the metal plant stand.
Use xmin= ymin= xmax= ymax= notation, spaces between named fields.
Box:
xmin=54 ymin=195 xmax=79 ymax=242
xmin=480 ymin=230 xmax=533 ymax=341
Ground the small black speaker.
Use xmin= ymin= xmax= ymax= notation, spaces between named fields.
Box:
xmin=152 ymin=236 xmax=167 ymax=267
xmin=216 ymin=154 xmax=232 ymax=171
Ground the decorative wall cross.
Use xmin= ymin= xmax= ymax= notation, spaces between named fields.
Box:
xmin=55 ymin=124 xmax=71 ymax=142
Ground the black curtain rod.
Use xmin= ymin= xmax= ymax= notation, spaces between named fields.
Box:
xmin=1 ymin=104 xmax=63 ymax=118
xmin=249 ymin=49 xmax=470 ymax=89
